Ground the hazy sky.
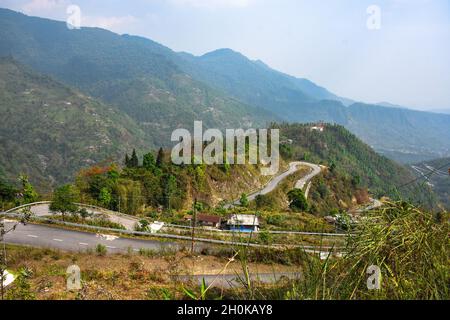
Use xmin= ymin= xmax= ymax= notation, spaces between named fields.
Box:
xmin=1 ymin=0 xmax=449 ymax=110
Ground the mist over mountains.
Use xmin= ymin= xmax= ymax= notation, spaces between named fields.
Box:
xmin=0 ymin=7 xmax=449 ymax=189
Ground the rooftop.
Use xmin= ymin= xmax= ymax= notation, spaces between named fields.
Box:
xmin=227 ymin=214 xmax=260 ymax=226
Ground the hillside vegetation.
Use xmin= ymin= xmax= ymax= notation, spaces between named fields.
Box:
xmin=0 ymin=8 xmax=276 ymax=147
xmin=0 ymin=58 xmax=148 ymax=191
xmin=0 ymin=8 xmax=449 ymax=162
xmin=275 ymin=123 xmax=437 ymax=208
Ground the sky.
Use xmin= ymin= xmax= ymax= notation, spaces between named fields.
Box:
xmin=1 ymin=0 xmax=449 ymax=111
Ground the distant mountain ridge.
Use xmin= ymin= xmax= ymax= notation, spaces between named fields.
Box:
xmin=0 ymin=8 xmax=449 ymax=164
xmin=0 ymin=8 xmax=277 ymax=147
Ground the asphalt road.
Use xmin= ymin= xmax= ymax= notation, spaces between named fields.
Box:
xmin=11 ymin=202 xmax=139 ymax=231
xmin=225 ymin=161 xmax=322 ymax=208
xmin=2 ymin=221 xmax=181 ymax=253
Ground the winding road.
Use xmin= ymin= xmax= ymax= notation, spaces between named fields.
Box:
xmin=225 ymin=161 xmax=322 ymax=208
xmin=1 ymin=161 xmax=325 ymax=254
xmin=6 ymin=202 xmax=139 ymax=231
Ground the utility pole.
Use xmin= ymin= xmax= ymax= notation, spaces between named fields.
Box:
xmin=191 ymin=199 xmax=197 ymax=255
xmin=1 ymin=218 xmax=7 ymax=300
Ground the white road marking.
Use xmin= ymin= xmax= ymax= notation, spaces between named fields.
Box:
xmin=53 ymin=239 xmax=63 ymax=242
xmin=27 ymin=235 xmax=38 ymax=238
xmin=106 ymin=246 xmax=117 ymax=249
xmin=79 ymin=243 xmax=89 ymax=246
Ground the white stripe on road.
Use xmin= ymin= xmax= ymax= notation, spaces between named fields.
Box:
xmin=79 ymin=243 xmax=89 ymax=246
xmin=53 ymin=239 xmax=63 ymax=242
xmin=27 ymin=235 xmax=38 ymax=238
xmin=106 ymin=246 xmax=117 ymax=249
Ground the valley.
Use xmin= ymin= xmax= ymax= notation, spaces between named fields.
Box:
xmin=0 ymin=5 xmax=448 ymax=303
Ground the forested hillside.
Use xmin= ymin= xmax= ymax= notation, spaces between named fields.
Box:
xmin=73 ymin=149 xmax=276 ymax=214
xmin=180 ymin=49 xmax=450 ymax=162
xmin=1 ymin=8 xmax=449 ymax=162
xmin=0 ymin=8 xmax=276 ymax=147
xmin=0 ymin=58 xmax=148 ymax=191
xmin=275 ymin=123 xmax=437 ymax=208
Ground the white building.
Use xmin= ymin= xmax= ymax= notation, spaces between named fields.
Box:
xmin=226 ymin=214 xmax=260 ymax=232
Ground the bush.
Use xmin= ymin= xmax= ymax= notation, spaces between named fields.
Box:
xmin=287 ymin=189 xmax=308 ymax=212
xmin=95 ymin=244 xmax=107 ymax=256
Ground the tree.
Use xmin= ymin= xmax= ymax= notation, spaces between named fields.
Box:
xmin=240 ymin=193 xmax=249 ymax=207
xmin=50 ymin=185 xmax=79 ymax=221
xmin=287 ymin=189 xmax=308 ymax=212
xmin=143 ymin=152 xmax=156 ymax=171
xmin=79 ymin=208 xmax=90 ymax=220
xmin=19 ymin=175 xmax=38 ymax=204
xmin=156 ymin=148 xmax=165 ymax=168
xmin=98 ymin=187 xmax=112 ymax=207
xmin=0 ymin=178 xmax=17 ymax=205
xmin=130 ymin=149 xmax=139 ymax=168
xmin=124 ymin=153 xmax=130 ymax=167
xmin=164 ymin=174 xmax=177 ymax=211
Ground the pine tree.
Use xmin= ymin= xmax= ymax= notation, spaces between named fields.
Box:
xmin=124 ymin=153 xmax=130 ymax=167
xmin=156 ymin=148 xmax=164 ymax=168
xmin=130 ymin=149 xmax=139 ymax=167
xmin=143 ymin=152 xmax=156 ymax=171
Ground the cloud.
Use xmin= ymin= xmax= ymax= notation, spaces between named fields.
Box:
xmin=169 ymin=0 xmax=253 ymax=9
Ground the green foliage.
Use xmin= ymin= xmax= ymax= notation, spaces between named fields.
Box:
xmin=258 ymin=230 xmax=273 ymax=245
xmin=78 ymin=208 xmax=90 ymax=219
xmin=50 ymin=184 xmax=79 ymax=219
xmin=275 ymin=123 xmax=434 ymax=208
xmin=265 ymin=214 xmax=285 ymax=226
xmin=98 ymin=187 xmax=112 ymax=207
xmin=0 ymin=58 xmax=148 ymax=191
xmin=95 ymin=244 xmax=107 ymax=256
xmin=143 ymin=152 xmax=156 ymax=171
xmin=287 ymin=189 xmax=308 ymax=212
xmin=19 ymin=175 xmax=38 ymax=204
xmin=0 ymin=177 xmax=17 ymax=204
xmin=239 ymin=193 xmax=249 ymax=207
xmin=129 ymin=149 xmax=139 ymax=168
xmin=5 ymin=267 xmax=35 ymax=300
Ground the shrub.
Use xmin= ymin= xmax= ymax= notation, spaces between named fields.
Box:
xmin=95 ymin=244 xmax=107 ymax=256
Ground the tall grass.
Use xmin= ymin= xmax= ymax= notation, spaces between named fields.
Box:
xmin=184 ymin=202 xmax=449 ymax=300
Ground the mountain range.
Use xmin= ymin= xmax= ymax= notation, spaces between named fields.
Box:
xmin=0 ymin=7 xmax=449 ymax=190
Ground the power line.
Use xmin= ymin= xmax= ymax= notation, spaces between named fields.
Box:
xmin=396 ymin=162 xmax=450 ymax=189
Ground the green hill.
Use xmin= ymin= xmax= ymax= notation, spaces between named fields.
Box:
xmin=179 ymin=49 xmax=450 ymax=162
xmin=0 ymin=8 xmax=276 ymax=147
xmin=275 ymin=123 xmax=437 ymax=208
xmin=1 ymin=8 xmax=449 ymax=161
xmin=0 ymin=57 xmax=148 ymax=191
